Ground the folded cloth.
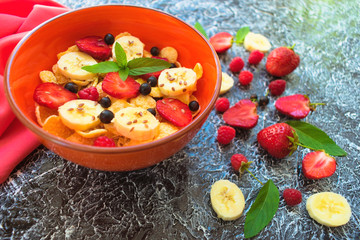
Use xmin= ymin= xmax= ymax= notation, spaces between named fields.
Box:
xmin=0 ymin=0 xmax=69 ymax=184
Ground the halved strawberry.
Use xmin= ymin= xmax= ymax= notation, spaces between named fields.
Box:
xmin=223 ymin=99 xmax=259 ymax=129
xmin=302 ymin=151 xmax=336 ymax=179
xmin=33 ymin=82 xmax=78 ymax=109
xmin=102 ymin=72 xmax=140 ymax=99
xmin=156 ymin=98 xmax=192 ymax=127
xmin=257 ymin=123 xmax=298 ymax=159
xmin=76 ymin=36 xmax=111 ymax=60
xmin=209 ymin=32 xmax=233 ymax=53
xmin=275 ymin=94 xmax=310 ymax=119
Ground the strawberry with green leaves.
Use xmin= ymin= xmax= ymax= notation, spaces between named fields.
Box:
xmin=266 ymin=44 xmax=300 ymax=77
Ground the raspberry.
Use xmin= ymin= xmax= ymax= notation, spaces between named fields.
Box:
xmin=239 ymin=70 xmax=253 ymax=86
xmin=248 ymin=50 xmax=265 ymax=65
xmin=78 ymin=86 xmax=99 ymax=101
xmin=229 ymin=57 xmax=244 ymax=72
xmin=230 ymin=154 xmax=248 ymax=172
xmin=93 ymin=136 xmax=116 ymax=147
xmin=283 ymin=188 xmax=302 ymax=206
xmin=215 ymin=98 xmax=230 ymax=112
xmin=217 ymin=125 xmax=236 ymax=145
xmin=269 ymin=79 xmax=286 ymax=96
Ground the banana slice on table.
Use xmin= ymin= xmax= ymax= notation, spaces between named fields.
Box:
xmin=210 ymin=179 xmax=245 ymax=221
xmin=114 ymin=107 xmax=160 ymax=141
xmin=57 ymin=52 xmax=98 ymax=80
xmin=306 ymin=192 xmax=351 ymax=227
xmin=112 ymin=36 xmax=145 ymax=62
xmin=58 ymin=99 xmax=104 ymax=131
xmin=220 ymin=72 xmax=234 ymax=95
xmin=244 ymin=32 xmax=271 ymax=53
xmin=158 ymin=68 xmax=197 ymax=97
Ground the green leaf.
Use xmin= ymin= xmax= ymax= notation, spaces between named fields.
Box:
xmin=194 ymin=22 xmax=209 ymax=39
xmin=234 ymin=26 xmax=250 ymax=44
xmin=128 ymin=58 xmax=171 ymax=76
xmin=115 ymin=42 xmax=127 ymax=68
xmin=118 ymin=67 xmax=130 ymax=81
xmin=244 ymin=180 xmax=279 ymax=239
xmin=286 ymin=121 xmax=347 ymax=156
xmin=82 ymin=61 xmax=120 ymax=73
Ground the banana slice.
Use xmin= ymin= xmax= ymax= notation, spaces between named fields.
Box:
xmin=244 ymin=32 xmax=271 ymax=53
xmin=210 ymin=179 xmax=245 ymax=221
xmin=58 ymin=99 xmax=104 ymax=131
xmin=220 ymin=72 xmax=234 ymax=95
xmin=112 ymin=36 xmax=145 ymax=62
xmin=158 ymin=68 xmax=197 ymax=97
xmin=306 ymin=192 xmax=351 ymax=227
xmin=114 ymin=107 xmax=160 ymax=141
xmin=57 ymin=52 xmax=98 ymax=80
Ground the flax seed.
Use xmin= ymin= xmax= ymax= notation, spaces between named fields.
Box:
xmin=77 ymin=107 xmax=84 ymax=111
xmin=67 ymin=108 xmax=74 ymax=111
xmin=143 ymin=120 xmax=148 ymax=123
xmin=183 ymin=88 xmax=187 ymax=92
xmin=91 ymin=116 xmax=95 ymax=120
xmin=159 ymin=83 xmax=164 ymax=87
xmin=130 ymin=127 xmax=135 ymax=132
xmin=121 ymin=113 xmax=124 ymax=117
xmin=127 ymin=121 xmax=132 ymax=125
xmin=172 ymin=87 xmax=175 ymax=91
xmin=133 ymin=119 xmax=138 ymax=123
xmin=78 ymin=103 xmax=85 ymax=107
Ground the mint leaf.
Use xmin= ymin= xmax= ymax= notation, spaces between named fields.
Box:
xmin=194 ymin=22 xmax=209 ymax=39
xmin=234 ymin=26 xmax=250 ymax=44
xmin=82 ymin=61 xmax=120 ymax=73
xmin=286 ymin=121 xmax=347 ymax=156
xmin=128 ymin=58 xmax=171 ymax=76
xmin=118 ymin=67 xmax=129 ymax=81
xmin=244 ymin=180 xmax=279 ymax=239
xmin=115 ymin=42 xmax=127 ymax=68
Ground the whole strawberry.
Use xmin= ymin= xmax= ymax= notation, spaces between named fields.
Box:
xmin=283 ymin=188 xmax=302 ymax=206
xmin=257 ymin=123 xmax=298 ymax=159
xmin=266 ymin=45 xmax=300 ymax=77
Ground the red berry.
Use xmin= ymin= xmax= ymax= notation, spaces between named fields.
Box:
xmin=156 ymin=98 xmax=192 ymax=127
xmin=209 ymin=32 xmax=233 ymax=53
xmin=248 ymin=50 xmax=264 ymax=65
xmin=230 ymin=154 xmax=248 ymax=172
xmin=78 ymin=86 xmax=99 ymax=101
xmin=238 ymin=70 xmax=253 ymax=86
xmin=76 ymin=36 xmax=111 ymax=60
xmin=283 ymin=188 xmax=302 ymax=206
xmin=102 ymin=72 xmax=140 ymax=99
xmin=257 ymin=123 xmax=298 ymax=159
xmin=223 ymin=99 xmax=259 ymax=129
xmin=266 ymin=46 xmax=300 ymax=77
xmin=269 ymin=79 xmax=286 ymax=96
xmin=275 ymin=94 xmax=310 ymax=119
xmin=33 ymin=82 xmax=77 ymax=109
xmin=229 ymin=57 xmax=244 ymax=72
xmin=93 ymin=136 xmax=116 ymax=147
xmin=217 ymin=126 xmax=236 ymax=145
xmin=302 ymin=151 xmax=336 ymax=179
xmin=215 ymin=98 xmax=230 ymax=112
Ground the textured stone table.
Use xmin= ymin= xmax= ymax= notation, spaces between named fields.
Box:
xmin=1 ymin=0 xmax=360 ymax=239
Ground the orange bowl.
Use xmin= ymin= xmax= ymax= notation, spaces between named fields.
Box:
xmin=4 ymin=5 xmax=221 ymax=171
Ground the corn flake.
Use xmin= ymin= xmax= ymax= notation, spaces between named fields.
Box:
xmin=66 ymin=132 xmax=96 ymax=145
xmin=57 ymin=45 xmax=79 ymax=59
xmin=155 ymin=122 xmax=179 ymax=140
xmin=115 ymin=32 xmax=131 ymax=40
xmin=43 ymin=115 xmax=74 ymax=138
xmin=39 ymin=70 xmax=57 ymax=83
xmin=159 ymin=47 xmax=178 ymax=63
xmin=76 ymin=128 xmax=108 ymax=138
xmin=193 ymin=63 xmax=203 ymax=80
xmin=35 ymin=104 xmax=59 ymax=126
xmin=129 ymin=95 xmax=156 ymax=109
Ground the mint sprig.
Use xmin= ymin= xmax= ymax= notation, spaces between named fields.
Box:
xmin=82 ymin=42 xmax=171 ymax=81
xmin=234 ymin=26 xmax=250 ymax=44
xmin=286 ymin=120 xmax=347 ymax=156
xmin=194 ymin=22 xmax=209 ymax=39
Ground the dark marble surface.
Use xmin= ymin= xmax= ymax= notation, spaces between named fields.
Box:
xmin=1 ymin=0 xmax=360 ymax=239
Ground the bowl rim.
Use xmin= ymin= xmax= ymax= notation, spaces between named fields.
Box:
xmin=4 ymin=4 xmax=222 ymax=154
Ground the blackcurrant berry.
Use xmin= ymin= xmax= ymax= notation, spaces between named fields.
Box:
xmin=64 ymin=82 xmax=78 ymax=93
xmin=259 ymin=96 xmax=269 ymax=106
xmin=147 ymin=76 xmax=158 ymax=87
xmin=147 ymin=108 xmax=156 ymax=116
xmin=150 ymin=46 xmax=160 ymax=56
xmin=99 ymin=96 xmax=111 ymax=108
xmin=104 ymin=33 xmax=115 ymax=45
xmin=189 ymin=101 xmax=200 ymax=111
xmin=140 ymin=83 xmax=152 ymax=95
xmin=99 ymin=110 xmax=114 ymax=124
xmin=170 ymin=63 xmax=177 ymax=68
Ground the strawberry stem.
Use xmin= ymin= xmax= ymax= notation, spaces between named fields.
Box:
xmin=296 ymin=142 xmax=317 ymax=151
xmin=245 ymin=168 xmax=264 ymax=186
xmin=309 ymin=102 xmax=326 ymax=111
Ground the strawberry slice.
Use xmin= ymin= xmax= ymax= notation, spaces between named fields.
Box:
xmin=76 ymin=36 xmax=111 ymax=60
xmin=141 ymin=70 xmax=163 ymax=80
xmin=302 ymin=151 xmax=336 ymax=179
xmin=275 ymin=94 xmax=310 ymax=119
xmin=223 ymin=99 xmax=259 ymax=129
xmin=102 ymin=72 xmax=140 ymax=99
xmin=156 ymin=98 xmax=192 ymax=127
xmin=209 ymin=32 xmax=233 ymax=53
xmin=33 ymin=82 xmax=77 ymax=109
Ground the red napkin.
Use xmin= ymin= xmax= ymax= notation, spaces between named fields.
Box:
xmin=0 ymin=0 xmax=69 ymax=184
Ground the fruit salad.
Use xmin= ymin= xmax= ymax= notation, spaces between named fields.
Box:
xmin=33 ymin=32 xmax=203 ymax=147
